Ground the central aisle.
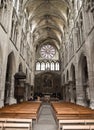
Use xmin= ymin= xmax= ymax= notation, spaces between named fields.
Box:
xmin=33 ymin=103 xmax=57 ymax=130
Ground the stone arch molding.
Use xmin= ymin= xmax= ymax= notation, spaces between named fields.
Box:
xmin=70 ymin=63 xmax=75 ymax=82
xmin=78 ymin=52 xmax=88 ymax=75
xmin=78 ymin=52 xmax=90 ymax=107
xmin=7 ymin=51 xmax=16 ymax=74
xmin=4 ymin=51 xmax=17 ymax=105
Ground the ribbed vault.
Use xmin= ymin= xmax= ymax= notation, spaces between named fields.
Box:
xmin=24 ymin=0 xmax=70 ymax=51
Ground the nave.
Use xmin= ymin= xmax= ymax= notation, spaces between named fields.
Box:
xmin=0 ymin=0 xmax=94 ymax=129
xmin=33 ymin=103 xmax=57 ymax=130
xmin=0 ymin=101 xmax=94 ymax=130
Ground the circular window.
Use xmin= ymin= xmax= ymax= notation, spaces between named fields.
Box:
xmin=40 ymin=44 xmax=55 ymax=59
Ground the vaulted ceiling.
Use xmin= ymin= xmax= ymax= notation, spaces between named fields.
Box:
xmin=24 ymin=0 xmax=70 ymax=50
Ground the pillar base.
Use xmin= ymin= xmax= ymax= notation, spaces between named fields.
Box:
xmin=70 ymin=99 xmax=75 ymax=103
xmin=9 ymin=97 xmax=17 ymax=105
xmin=0 ymin=99 xmax=4 ymax=108
xmin=90 ymin=100 xmax=94 ymax=109
xmin=76 ymin=97 xmax=86 ymax=107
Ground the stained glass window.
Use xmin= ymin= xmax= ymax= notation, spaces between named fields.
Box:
xmin=40 ymin=44 xmax=55 ymax=59
xmin=56 ymin=62 xmax=59 ymax=70
xmin=41 ymin=62 xmax=45 ymax=70
xmin=36 ymin=62 xmax=40 ymax=70
xmin=51 ymin=62 xmax=54 ymax=70
xmin=36 ymin=61 xmax=60 ymax=71
xmin=46 ymin=62 xmax=50 ymax=70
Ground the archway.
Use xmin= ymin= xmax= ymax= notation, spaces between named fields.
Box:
xmin=70 ymin=64 xmax=76 ymax=103
xmin=79 ymin=54 xmax=90 ymax=106
xmin=4 ymin=52 xmax=16 ymax=105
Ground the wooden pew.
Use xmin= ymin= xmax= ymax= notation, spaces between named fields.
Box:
xmin=59 ymin=119 xmax=94 ymax=124
xmin=51 ymin=102 xmax=94 ymax=130
xmin=0 ymin=118 xmax=32 ymax=130
xmin=51 ymin=102 xmax=94 ymax=119
xmin=61 ymin=124 xmax=94 ymax=130
xmin=59 ymin=119 xmax=94 ymax=130
xmin=0 ymin=101 xmax=41 ymax=121
xmin=0 ymin=122 xmax=31 ymax=130
xmin=0 ymin=101 xmax=42 ymax=129
xmin=0 ymin=118 xmax=32 ymax=123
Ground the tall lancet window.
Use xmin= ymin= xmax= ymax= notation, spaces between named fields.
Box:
xmin=45 ymin=62 xmax=50 ymax=70
xmin=56 ymin=62 xmax=59 ymax=71
xmin=51 ymin=62 xmax=54 ymax=70
xmin=41 ymin=62 xmax=45 ymax=70
xmin=36 ymin=62 xmax=40 ymax=70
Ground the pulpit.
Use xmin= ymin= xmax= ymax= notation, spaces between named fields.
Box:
xmin=14 ymin=71 xmax=26 ymax=103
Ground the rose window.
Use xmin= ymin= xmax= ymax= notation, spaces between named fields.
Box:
xmin=40 ymin=44 xmax=55 ymax=59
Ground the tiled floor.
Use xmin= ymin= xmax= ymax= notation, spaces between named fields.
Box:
xmin=33 ymin=103 xmax=57 ymax=130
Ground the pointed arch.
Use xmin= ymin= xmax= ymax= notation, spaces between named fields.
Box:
xmin=4 ymin=51 xmax=16 ymax=105
xmin=78 ymin=53 xmax=90 ymax=107
xmin=70 ymin=64 xmax=76 ymax=83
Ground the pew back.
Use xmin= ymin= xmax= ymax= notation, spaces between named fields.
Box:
xmin=51 ymin=102 xmax=94 ymax=130
xmin=59 ymin=119 xmax=94 ymax=130
xmin=0 ymin=118 xmax=32 ymax=130
xmin=61 ymin=124 xmax=94 ymax=130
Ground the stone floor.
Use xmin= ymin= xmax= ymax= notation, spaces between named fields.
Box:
xmin=33 ymin=103 xmax=58 ymax=130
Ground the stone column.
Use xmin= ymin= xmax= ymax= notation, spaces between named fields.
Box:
xmin=0 ymin=61 xmax=9 ymax=107
xmin=65 ymin=82 xmax=70 ymax=102
xmin=31 ymin=49 xmax=36 ymax=96
xmin=31 ymin=49 xmax=35 ymax=84
xmin=74 ymin=0 xmax=78 ymax=18
xmin=88 ymin=70 xmax=94 ymax=109
xmin=75 ymin=60 xmax=85 ymax=106
xmin=9 ymin=75 xmax=16 ymax=105
xmin=62 ymin=84 xmax=66 ymax=101
xmin=0 ymin=67 xmax=4 ymax=107
xmin=86 ymin=55 xmax=94 ymax=108
xmin=73 ymin=27 xmax=78 ymax=52
xmin=76 ymin=76 xmax=86 ymax=106
xmin=69 ymin=81 xmax=75 ymax=103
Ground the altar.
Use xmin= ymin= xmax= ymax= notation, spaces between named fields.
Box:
xmin=40 ymin=93 xmax=59 ymax=102
xmin=44 ymin=95 xmax=50 ymax=102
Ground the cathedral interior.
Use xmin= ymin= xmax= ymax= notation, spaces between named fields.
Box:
xmin=0 ymin=0 xmax=94 ymax=129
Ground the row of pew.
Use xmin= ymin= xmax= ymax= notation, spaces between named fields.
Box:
xmin=0 ymin=101 xmax=41 ymax=130
xmin=0 ymin=118 xmax=32 ymax=130
xmin=51 ymin=102 xmax=94 ymax=130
